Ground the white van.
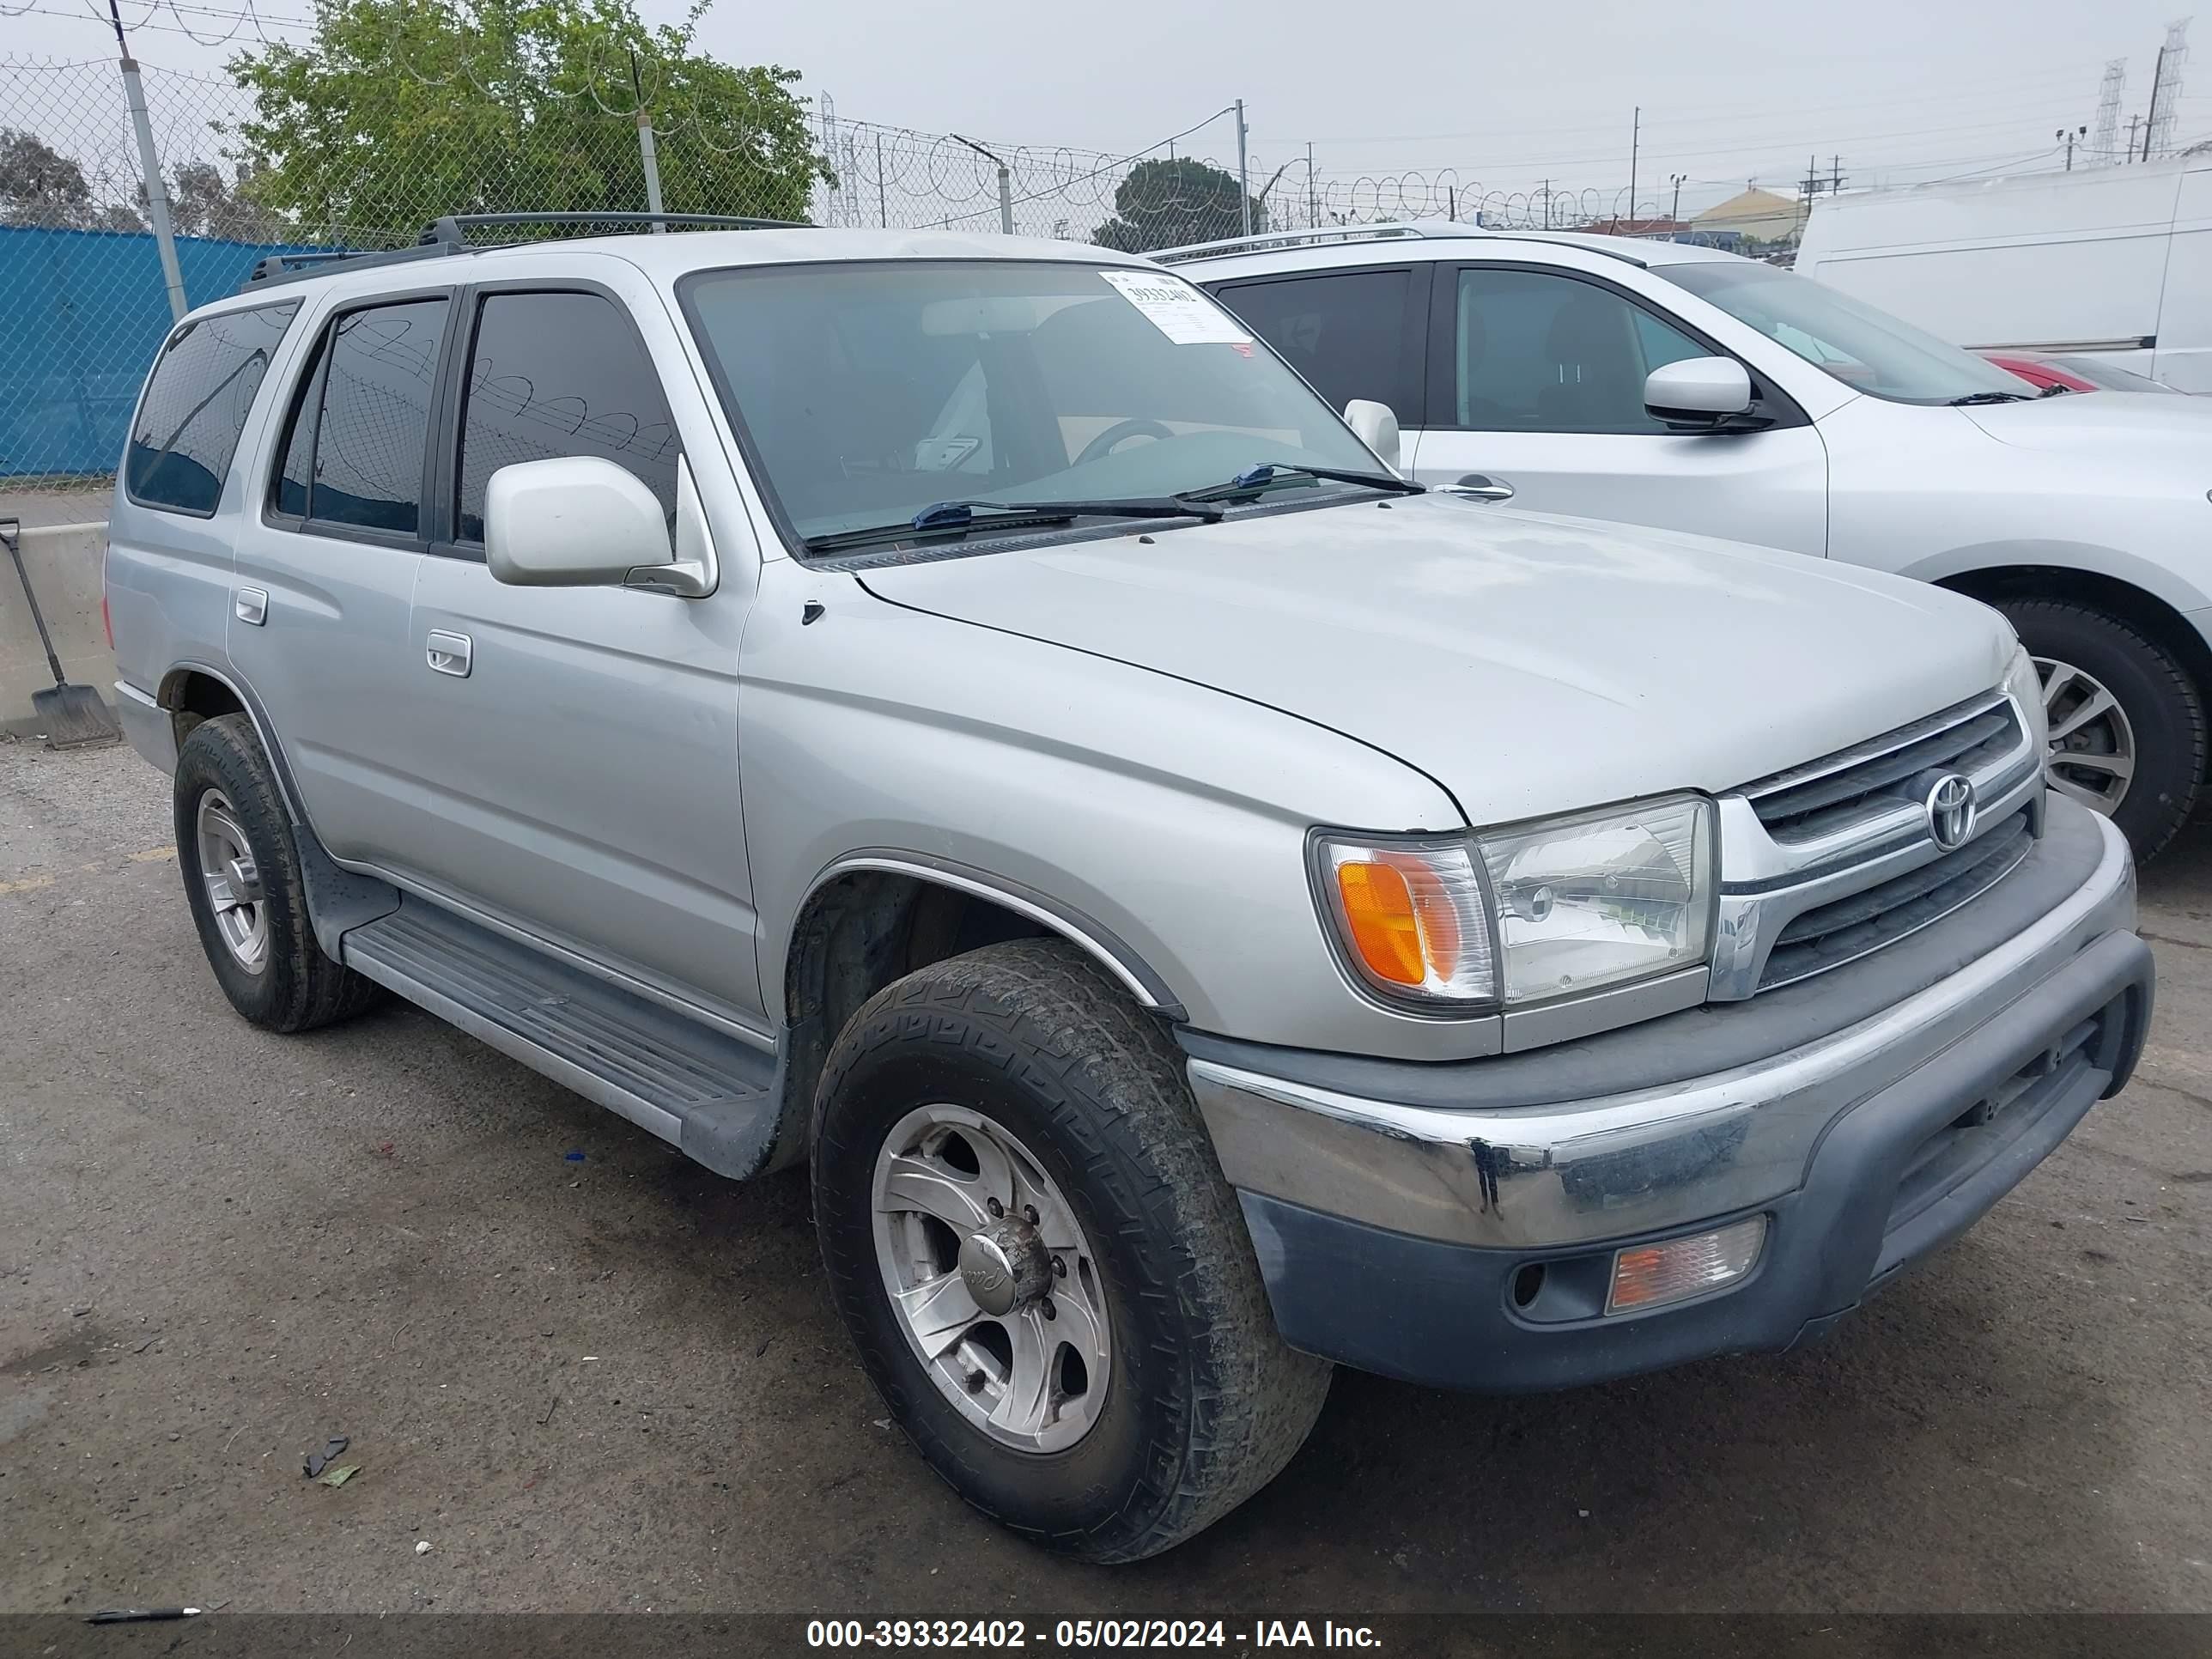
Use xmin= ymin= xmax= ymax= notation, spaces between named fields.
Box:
xmin=1796 ymin=157 xmax=2212 ymax=392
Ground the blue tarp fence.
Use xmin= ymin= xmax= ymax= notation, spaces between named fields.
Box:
xmin=1 ymin=224 xmax=322 ymax=482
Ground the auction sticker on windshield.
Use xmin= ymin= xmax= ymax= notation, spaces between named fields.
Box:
xmin=1099 ymin=270 xmax=1253 ymax=345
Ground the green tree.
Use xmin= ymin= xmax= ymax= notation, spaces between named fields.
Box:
xmin=227 ymin=0 xmax=830 ymax=246
xmin=0 ymin=129 xmax=94 ymax=227
xmin=1092 ymin=157 xmax=1255 ymax=253
xmin=168 ymin=160 xmax=283 ymax=241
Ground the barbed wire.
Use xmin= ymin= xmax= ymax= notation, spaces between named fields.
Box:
xmin=0 ymin=33 xmax=2115 ymax=497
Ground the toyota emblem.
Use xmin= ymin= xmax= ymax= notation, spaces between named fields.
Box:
xmin=1924 ymin=773 xmax=1977 ymax=851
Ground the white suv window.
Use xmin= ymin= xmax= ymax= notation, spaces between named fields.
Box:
xmin=1452 ymin=268 xmax=1705 ymax=434
xmin=1207 ymin=269 xmax=1414 ymax=414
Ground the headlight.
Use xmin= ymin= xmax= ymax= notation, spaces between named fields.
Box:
xmin=2004 ymin=643 xmax=2049 ymax=756
xmin=1314 ymin=793 xmax=1716 ymax=1008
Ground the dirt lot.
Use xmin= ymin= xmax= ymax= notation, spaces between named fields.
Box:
xmin=3 ymin=738 xmax=2209 ymax=1618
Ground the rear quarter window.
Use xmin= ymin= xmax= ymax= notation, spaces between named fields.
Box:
xmin=125 ymin=302 xmax=301 ymax=516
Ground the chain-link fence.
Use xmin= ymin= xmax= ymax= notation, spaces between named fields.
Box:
xmin=0 ymin=40 xmax=1631 ymax=497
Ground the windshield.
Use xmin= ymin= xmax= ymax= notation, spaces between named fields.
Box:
xmin=1661 ymin=260 xmax=2032 ymax=405
xmin=2044 ymin=354 xmax=2185 ymax=394
xmin=680 ymin=259 xmax=1383 ymax=545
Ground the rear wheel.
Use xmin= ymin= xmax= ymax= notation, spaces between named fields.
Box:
xmin=173 ymin=714 xmax=384 ymax=1032
xmin=811 ymin=938 xmax=1330 ymax=1562
xmin=1997 ymin=598 xmax=2207 ymax=860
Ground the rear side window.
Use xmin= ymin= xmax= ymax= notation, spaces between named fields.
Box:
xmin=125 ymin=302 xmax=300 ymax=515
xmin=269 ymin=298 xmax=449 ymax=538
xmin=454 ymin=289 xmax=679 ymax=544
xmin=1450 ymin=267 xmax=1705 ymax=434
xmin=1208 ymin=270 xmax=1410 ymax=412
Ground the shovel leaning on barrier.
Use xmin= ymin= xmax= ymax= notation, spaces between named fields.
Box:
xmin=2 ymin=514 xmax=119 ymax=749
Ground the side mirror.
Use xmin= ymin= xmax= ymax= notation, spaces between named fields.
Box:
xmin=1644 ymin=356 xmax=1755 ymax=428
xmin=1342 ymin=398 xmax=1401 ymax=473
xmin=485 ymin=456 xmax=672 ymax=589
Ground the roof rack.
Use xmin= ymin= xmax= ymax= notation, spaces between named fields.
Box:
xmin=1151 ymin=218 xmax=1654 ymax=269
xmin=243 ymin=239 xmax=466 ymax=292
xmin=420 ymin=210 xmax=806 ymax=244
xmin=1152 ymin=221 xmax=1460 ymax=264
xmin=240 ymin=210 xmax=808 ymax=295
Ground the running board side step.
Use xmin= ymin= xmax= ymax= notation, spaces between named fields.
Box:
xmin=341 ymin=900 xmax=781 ymax=1178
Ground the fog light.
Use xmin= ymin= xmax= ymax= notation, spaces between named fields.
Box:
xmin=1607 ymin=1216 xmax=1767 ymax=1315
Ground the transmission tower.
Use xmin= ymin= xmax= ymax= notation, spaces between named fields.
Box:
xmin=2091 ymin=58 xmax=2126 ymax=161
xmin=2148 ymin=19 xmax=2191 ymax=158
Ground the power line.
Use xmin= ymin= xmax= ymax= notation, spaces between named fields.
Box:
xmin=1297 ymin=66 xmax=2100 ymax=146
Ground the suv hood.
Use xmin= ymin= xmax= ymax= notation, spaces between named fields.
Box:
xmin=1961 ymin=388 xmax=2212 ymax=456
xmin=857 ymin=495 xmax=2014 ymax=826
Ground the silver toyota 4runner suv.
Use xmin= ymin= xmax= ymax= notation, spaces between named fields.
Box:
xmin=105 ymin=216 xmax=2152 ymax=1563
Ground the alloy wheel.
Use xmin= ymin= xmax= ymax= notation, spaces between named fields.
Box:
xmin=194 ymin=787 xmax=270 ymax=974
xmin=871 ymin=1103 xmax=1113 ymax=1453
xmin=2034 ymin=656 xmax=2136 ymax=816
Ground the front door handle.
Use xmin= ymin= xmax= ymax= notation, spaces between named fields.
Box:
xmin=425 ymin=629 xmax=472 ymax=678
xmin=1446 ymin=473 xmax=1516 ymax=501
xmin=234 ymin=587 xmax=268 ymax=626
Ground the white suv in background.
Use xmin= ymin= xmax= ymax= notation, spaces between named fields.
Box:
xmin=1168 ymin=223 xmax=2212 ymax=858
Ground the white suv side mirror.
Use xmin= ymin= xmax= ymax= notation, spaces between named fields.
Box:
xmin=1342 ymin=398 xmax=1401 ymax=473
xmin=1644 ymin=357 xmax=1754 ymax=428
xmin=486 ymin=456 xmax=672 ymax=588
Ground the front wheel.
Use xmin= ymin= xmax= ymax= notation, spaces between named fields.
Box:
xmin=1998 ymin=598 xmax=2208 ymax=860
xmin=811 ymin=939 xmax=1330 ymax=1563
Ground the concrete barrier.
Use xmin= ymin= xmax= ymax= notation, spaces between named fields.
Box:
xmin=2 ymin=519 xmax=118 ymax=736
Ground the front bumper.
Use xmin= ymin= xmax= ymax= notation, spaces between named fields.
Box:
xmin=1186 ymin=799 xmax=2149 ymax=1392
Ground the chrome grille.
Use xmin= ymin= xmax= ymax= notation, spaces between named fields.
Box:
xmin=1757 ymin=809 xmax=2033 ymax=991
xmin=1710 ymin=687 xmax=2045 ymax=1002
xmin=1743 ymin=693 xmax=2026 ymax=843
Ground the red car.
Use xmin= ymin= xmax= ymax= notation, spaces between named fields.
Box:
xmin=1982 ymin=351 xmax=2184 ymax=394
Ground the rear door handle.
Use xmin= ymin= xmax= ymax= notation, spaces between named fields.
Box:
xmin=1446 ymin=473 xmax=1516 ymax=501
xmin=425 ymin=629 xmax=472 ymax=678
xmin=234 ymin=587 xmax=268 ymax=626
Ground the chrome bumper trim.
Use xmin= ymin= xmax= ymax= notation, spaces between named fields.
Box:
xmin=1191 ymin=811 xmax=2135 ymax=1252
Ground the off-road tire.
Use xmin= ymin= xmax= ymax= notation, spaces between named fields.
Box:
xmin=811 ymin=938 xmax=1332 ymax=1562
xmin=1998 ymin=597 xmax=2207 ymax=860
xmin=173 ymin=713 xmax=384 ymax=1032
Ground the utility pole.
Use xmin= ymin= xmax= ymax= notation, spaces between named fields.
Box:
xmin=629 ymin=52 xmax=665 ymax=232
xmin=1254 ymin=161 xmax=1292 ymax=234
xmin=1830 ymin=154 xmax=1844 ymax=195
xmin=1306 ymin=140 xmax=1317 ymax=229
xmin=952 ymin=134 xmax=1013 ymax=234
xmin=1540 ymin=179 xmax=1553 ymax=228
xmin=2127 ymin=112 xmax=2147 ymax=157
xmin=1628 ymin=106 xmax=1639 ymax=230
xmin=1235 ymin=99 xmax=1252 ymax=237
xmin=876 ymin=131 xmax=888 ymax=227
xmin=106 ymin=0 xmax=185 ymax=321
xmin=2057 ymin=124 xmax=2087 ymax=170
xmin=1668 ymin=172 xmax=1686 ymax=226
xmin=2144 ymin=41 xmax=2172 ymax=161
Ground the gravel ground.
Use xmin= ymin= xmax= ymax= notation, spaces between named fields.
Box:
xmin=2 ymin=738 xmax=2209 ymax=1616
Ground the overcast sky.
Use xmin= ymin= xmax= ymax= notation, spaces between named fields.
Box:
xmin=12 ymin=0 xmax=2211 ymax=216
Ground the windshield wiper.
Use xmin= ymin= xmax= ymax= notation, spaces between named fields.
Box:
xmin=2038 ymin=382 xmax=2075 ymax=397
xmin=1176 ymin=462 xmax=1427 ymax=504
xmin=802 ymin=495 xmax=1223 ymax=555
xmin=1948 ymin=391 xmax=2033 ymax=406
